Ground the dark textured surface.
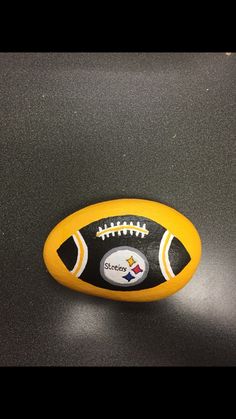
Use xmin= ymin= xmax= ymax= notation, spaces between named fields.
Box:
xmin=0 ymin=53 xmax=235 ymax=366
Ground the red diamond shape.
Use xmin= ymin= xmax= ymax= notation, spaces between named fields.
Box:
xmin=132 ymin=264 xmax=143 ymax=275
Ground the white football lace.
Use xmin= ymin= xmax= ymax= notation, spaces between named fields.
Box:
xmin=96 ymin=221 xmax=149 ymax=240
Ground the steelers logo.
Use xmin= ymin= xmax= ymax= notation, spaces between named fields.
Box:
xmin=100 ymin=246 xmax=149 ymax=287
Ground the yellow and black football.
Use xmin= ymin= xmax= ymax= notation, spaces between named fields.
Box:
xmin=43 ymin=199 xmax=201 ymax=302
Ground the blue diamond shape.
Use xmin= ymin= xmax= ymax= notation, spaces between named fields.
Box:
xmin=122 ymin=272 xmax=135 ymax=282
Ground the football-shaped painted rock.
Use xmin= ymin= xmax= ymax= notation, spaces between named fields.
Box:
xmin=43 ymin=199 xmax=201 ymax=302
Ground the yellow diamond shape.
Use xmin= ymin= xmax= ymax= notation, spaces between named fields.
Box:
xmin=127 ymin=256 xmax=136 ymax=267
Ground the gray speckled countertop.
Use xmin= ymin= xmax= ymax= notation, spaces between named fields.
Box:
xmin=0 ymin=53 xmax=235 ymax=366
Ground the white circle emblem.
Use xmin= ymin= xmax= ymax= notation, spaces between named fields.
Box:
xmin=100 ymin=246 xmax=149 ymax=287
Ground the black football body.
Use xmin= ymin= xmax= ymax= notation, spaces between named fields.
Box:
xmin=57 ymin=215 xmax=190 ymax=291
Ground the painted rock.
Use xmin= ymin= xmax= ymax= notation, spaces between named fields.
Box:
xmin=43 ymin=199 xmax=201 ymax=302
